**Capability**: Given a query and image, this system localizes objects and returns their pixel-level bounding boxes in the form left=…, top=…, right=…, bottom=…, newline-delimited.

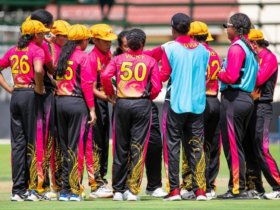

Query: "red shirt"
left=102, top=49, right=162, bottom=100
left=160, top=35, right=199, bottom=82
left=56, top=47, right=94, bottom=107
left=202, top=43, right=221, bottom=96
left=218, top=35, right=253, bottom=84
left=0, top=41, right=45, bottom=88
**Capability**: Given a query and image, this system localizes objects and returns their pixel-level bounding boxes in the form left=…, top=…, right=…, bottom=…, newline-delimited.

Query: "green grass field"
left=0, top=144, right=280, bottom=210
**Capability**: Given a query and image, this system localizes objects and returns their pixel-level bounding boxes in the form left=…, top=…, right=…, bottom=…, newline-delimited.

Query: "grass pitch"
left=0, top=144, right=280, bottom=210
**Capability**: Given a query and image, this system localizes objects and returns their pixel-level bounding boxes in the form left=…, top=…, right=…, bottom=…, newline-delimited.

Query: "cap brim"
left=206, top=37, right=214, bottom=42
left=43, top=28, right=50, bottom=33
left=98, top=34, right=118, bottom=41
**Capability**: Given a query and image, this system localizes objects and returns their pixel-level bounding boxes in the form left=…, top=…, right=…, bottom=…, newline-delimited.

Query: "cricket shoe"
left=181, top=190, right=196, bottom=200
left=113, top=192, right=124, bottom=201
left=26, top=190, right=50, bottom=201
left=10, top=191, right=28, bottom=201
left=247, top=190, right=264, bottom=199
left=69, top=194, right=84, bottom=202
left=195, top=189, right=207, bottom=201
left=263, top=191, right=280, bottom=200
left=180, top=189, right=189, bottom=196
left=163, top=189, right=181, bottom=201
left=217, top=191, right=250, bottom=200
left=145, top=188, right=168, bottom=197
left=89, top=185, right=113, bottom=198
left=123, top=190, right=129, bottom=200
left=47, top=191, right=60, bottom=201
left=59, top=194, right=70, bottom=201
left=82, top=192, right=86, bottom=199
left=126, top=191, right=140, bottom=201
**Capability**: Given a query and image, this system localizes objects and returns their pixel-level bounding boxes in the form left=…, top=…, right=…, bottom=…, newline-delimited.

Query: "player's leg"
left=162, top=99, right=184, bottom=201
left=145, top=102, right=166, bottom=197
left=254, top=103, right=280, bottom=200
left=10, top=90, right=30, bottom=201
left=181, top=113, right=207, bottom=201
left=112, top=98, right=131, bottom=201
left=217, top=91, right=253, bottom=200
left=204, top=97, right=221, bottom=199
left=127, top=99, right=152, bottom=201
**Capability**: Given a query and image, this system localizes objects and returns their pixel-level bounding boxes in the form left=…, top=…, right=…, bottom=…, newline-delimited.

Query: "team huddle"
left=0, top=9, right=280, bottom=202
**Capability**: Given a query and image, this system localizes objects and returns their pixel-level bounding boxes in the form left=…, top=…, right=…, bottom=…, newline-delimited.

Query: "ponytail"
left=256, top=39, right=271, bottom=53
left=17, top=34, right=34, bottom=49
left=56, top=40, right=81, bottom=77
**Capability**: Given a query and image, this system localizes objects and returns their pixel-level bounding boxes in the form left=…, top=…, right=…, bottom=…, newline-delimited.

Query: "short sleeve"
left=33, top=47, right=45, bottom=64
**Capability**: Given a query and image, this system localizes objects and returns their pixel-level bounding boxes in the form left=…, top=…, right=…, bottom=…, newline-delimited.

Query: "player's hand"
left=34, top=85, right=46, bottom=95
left=161, top=41, right=175, bottom=50
left=9, top=87, right=14, bottom=95
left=88, top=108, right=97, bottom=126
left=45, top=32, right=56, bottom=44
left=107, top=95, right=116, bottom=104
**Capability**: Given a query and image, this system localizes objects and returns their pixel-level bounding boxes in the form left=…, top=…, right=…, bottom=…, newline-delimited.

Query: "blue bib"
left=165, top=42, right=210, bottom=114
left=220, top=40, right=259, bottom=92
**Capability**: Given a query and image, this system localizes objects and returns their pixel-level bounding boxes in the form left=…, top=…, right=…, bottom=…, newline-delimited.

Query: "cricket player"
left=85, top=24, right=117, bottom=199
left=161, top=13, right=210, bottom=201
left=55, top=24, right=97, bottom=202
left=101, top=28, right=162, bottom=201
left=244, top=29, right=280, bottom=200
left=217, top=13, right=259, bottom=200
left=0, top=20, right=48, bottom=201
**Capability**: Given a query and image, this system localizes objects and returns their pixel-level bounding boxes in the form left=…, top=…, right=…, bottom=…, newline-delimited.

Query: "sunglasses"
left=223, top=23, right=233, bottom=28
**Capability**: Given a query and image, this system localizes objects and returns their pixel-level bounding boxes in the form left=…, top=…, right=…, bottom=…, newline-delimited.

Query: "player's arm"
left=150, top=61, right=162, bottom=100
left=101, top=58, right=116, bottom=96
left=33, top=60, right=45, bottom=95
left=0, top=52, right=13, bottom=94
left=256, top=55, right=277, bottom=86
left=160, top=50, right=172, bottom=82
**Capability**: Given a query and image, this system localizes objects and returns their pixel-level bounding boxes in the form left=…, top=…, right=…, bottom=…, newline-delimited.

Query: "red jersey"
left=56, top=47, right=94, bottom=107
left=102, top=49, right=162, bottom=100
left=0, top=41, right=45, bottom=89
left=88, top=47, right=111, bottom=94
left=202, top=43, right=221, bottom=96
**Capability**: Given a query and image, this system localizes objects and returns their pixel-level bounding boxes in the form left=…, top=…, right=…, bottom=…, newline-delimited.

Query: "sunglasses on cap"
left=223, top=23, right=233, bottom=28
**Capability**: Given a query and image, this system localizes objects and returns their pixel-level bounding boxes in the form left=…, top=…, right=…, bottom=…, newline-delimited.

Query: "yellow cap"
left=206, top=32, right=214, bottom=42
left=52, top=20, right=71, bottom=35
left=26, top=15, right=31, bottom=21
left=188, top=21, right=209, bottom=36
left=21, top=20, right=50, bottom=35
left=67, top=24, right=92, bottom=41
left=90, top=24, right=117, bottom=41
left=248, top=29, right=264, bottom=41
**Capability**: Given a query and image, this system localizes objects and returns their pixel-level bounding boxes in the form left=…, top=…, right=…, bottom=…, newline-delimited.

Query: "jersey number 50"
left=10, top=55, right=30, bottom=75
left=120, top=62, right=147, bottom=82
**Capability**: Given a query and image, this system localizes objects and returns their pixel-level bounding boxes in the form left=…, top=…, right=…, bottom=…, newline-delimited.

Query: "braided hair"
left=126, top=29, right=146, bottom=51
left=230, top=13, right=259, bottom=61
left=56, top=40, right=81, bottom=77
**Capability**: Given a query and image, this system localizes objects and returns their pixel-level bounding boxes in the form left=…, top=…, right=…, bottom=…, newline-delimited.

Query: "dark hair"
left=127, top=29, right=146, bottom=51
left=17, top=34, right=35, bottom=49
left=194, top=34, right=208, bottom=42
left=113, top=30, right=129, bottom=56
left=56, top=40, right=81, bottom=77
left=256, top=39, right=271, bottom=53
left=89, top=38, right=95, bottom=45
left=174, top=20, right=190, bottom=34
left=31, top=9, right=53, bottom=26
left=230, top=13, right=258, bottom=61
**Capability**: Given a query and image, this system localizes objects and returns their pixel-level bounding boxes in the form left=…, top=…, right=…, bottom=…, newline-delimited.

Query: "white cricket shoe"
left=206, top=192, right=212, bottom=200
left=10, top=191, right=28, bottom=202
left=89, top=185, right=113, bottom=198
left=263, top=191, right=280, bottom=200
left=69, top=194, right=83, bottom=202
left=145, top=188, right=168, bottom=197
left=47, top=191, right=60, bottom=201
left=127, top=191, right=140, bottom=201
left=26, top=190, right=50, bottom=201
left=123, top=190, right=129, bottom=200
left=210, top=189, right=217, bottom=199
left=113, top=192, right=124, bottom=201
left=180, top=189, right=189, bottom=196
left=247, top=190, right=264, bottom=199
left=82, top=192, right=86, bottom=199
left=59, top=194, right=69, bottom=201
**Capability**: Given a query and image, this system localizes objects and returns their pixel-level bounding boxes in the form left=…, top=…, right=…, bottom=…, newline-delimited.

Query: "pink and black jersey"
left=0, top=41, right=45, bottom=89
left=41, top=40, right=55, bottom=90
left=54, top=42, right=61, bottom=67
left=202, top=43, right=221, bottom=96
left=102, top=49, right=162, bottom=100
left=88, top=47, right=112, bottom=94
left=56, top=47, right=94, bottom=107
left=251, top=48, right=278, bottom=102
